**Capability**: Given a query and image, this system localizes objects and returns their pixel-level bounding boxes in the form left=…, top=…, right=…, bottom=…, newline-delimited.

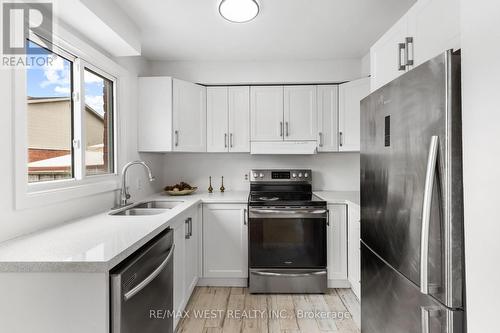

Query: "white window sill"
left=16, top=176, right=120, bottom=210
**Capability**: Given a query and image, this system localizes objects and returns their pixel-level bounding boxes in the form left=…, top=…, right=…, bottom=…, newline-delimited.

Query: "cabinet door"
left=327, top=204, right=348, bottom=281
left=338, top=77, right=370, bottom=152
left=250, top=86, right=284, bottom=141
left=203, top=204, right=248, bottom=278
left=207, top=87, right=229, bottom=152
left=173, top=217, right=186, bottom=318
left=370, top=15, right=408, bottom=91
left=138, top=77, right=173, bottom=152
left=284, top=86, right=317, bottom=141
left=185, top=208, right=199, bottom=297
left=348, top=204, right=361, bottom=300
left=407, top=0, right=460, bottom=67
left=173, top=79, right=207, bottom=152
left=228, top=86, right=250, bottom=152
left=317, top=85, right=339, bottom=152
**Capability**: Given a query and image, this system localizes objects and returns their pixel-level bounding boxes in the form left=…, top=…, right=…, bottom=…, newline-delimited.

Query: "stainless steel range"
left=248, top=169, right=328, bottom=294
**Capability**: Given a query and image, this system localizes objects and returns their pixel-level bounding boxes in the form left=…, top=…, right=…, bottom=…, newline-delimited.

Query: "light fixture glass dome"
left=219, top=0, right=260, bottom=23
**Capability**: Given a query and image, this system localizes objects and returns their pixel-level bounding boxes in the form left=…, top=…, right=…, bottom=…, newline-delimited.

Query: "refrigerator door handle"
left=420, top=136, right=439, bottom=294
left=421, top=306, right=441, bottom=333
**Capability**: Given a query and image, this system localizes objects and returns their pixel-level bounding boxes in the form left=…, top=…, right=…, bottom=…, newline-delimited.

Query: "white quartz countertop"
left=314, top=191, right=360, bottom=206
left=0, top=190, right=358, bottom=273
left=0, top=191, right=248, bottom=273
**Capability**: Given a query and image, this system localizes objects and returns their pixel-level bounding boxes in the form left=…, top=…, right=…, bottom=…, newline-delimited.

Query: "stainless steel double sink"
left=110, top=201, right=184, bottom=216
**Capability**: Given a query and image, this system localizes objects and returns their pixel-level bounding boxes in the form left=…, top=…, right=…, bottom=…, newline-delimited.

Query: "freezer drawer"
left=361, top=242, right=463, bottom=333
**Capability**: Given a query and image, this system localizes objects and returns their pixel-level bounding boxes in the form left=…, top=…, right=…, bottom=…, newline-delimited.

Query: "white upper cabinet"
left=370, top=15, right=409, bottom=92
left=207, top=86, right=250, bottom=152
left=317, top=85, right=339, bottom=152
left=338, top=78, right=370, bottom=152
left=207, top=87, right=229, bottom=152
left=370, top=0, right=460, bottom=91
left=284, top=86, right=318, bottom=141
left=138, top=77, right=173, bottom=152
left=250, top=86, right=284, bottom=141
left=228, top=86, right=250, bottom=152
left=138, top=77, right=206, bottom=152
left=173, top=78, right=207, bottom=152
left=407, top=0, right=460, bottom=67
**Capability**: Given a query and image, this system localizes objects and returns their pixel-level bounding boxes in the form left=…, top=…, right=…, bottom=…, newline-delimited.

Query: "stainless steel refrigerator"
left=360, top=50, right=465, bottom=333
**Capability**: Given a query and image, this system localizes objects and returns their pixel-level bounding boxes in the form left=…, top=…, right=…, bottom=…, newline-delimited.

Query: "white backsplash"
left=162, top=153, right=360, bottom=192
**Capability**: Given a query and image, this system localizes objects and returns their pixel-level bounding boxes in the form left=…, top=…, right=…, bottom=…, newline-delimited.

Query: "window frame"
left=14, top=29, right=123, bottom=210
left=77, top=60, right=118, bottom=180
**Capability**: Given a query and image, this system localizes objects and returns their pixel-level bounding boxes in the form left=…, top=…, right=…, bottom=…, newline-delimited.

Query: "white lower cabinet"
left=172, top=205, right=200, bottom=329
left=202, top=204, right=248, bottom=279
left=327, top=204, right=348, bottom=285
left=347, top=204, right=361, bottom=300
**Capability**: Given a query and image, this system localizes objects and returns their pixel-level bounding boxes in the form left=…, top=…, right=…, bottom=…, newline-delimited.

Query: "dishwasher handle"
left=123, top=244, right=175, bottom=301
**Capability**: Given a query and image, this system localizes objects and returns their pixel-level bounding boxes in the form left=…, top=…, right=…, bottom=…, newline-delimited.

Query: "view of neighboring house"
left=27, top=97, right=108, bottom=182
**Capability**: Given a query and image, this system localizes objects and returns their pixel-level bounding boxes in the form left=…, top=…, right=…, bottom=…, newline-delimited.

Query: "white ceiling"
left=115, top=0, right=416, bottom=61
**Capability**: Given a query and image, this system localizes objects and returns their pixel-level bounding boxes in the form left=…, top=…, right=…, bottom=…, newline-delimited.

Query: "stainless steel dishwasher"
left=110, top=228, right=174, bottom=333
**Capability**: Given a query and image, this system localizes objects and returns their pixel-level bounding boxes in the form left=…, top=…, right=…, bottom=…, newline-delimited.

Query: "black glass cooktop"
left=249, top=192, right=326, bottom=207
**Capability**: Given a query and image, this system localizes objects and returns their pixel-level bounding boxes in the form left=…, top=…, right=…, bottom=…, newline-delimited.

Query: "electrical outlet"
left=244, top=174, right=249, bottom=181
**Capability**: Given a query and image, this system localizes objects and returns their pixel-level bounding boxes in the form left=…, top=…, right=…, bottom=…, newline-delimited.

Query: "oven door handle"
left=252, top=270, right=327, bottom=278
left=249, top=208, right=328, bottom=219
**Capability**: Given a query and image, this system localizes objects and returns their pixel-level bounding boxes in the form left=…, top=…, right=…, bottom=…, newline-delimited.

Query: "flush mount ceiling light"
left=219, top=0, right=260, bottom=23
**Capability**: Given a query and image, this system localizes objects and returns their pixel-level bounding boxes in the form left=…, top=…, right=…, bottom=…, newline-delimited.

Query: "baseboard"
left=197, top=277, right=248, bottom=287
left=328, top=279, right=351, bottom=288
left=197, top=278, right=349, bottom=289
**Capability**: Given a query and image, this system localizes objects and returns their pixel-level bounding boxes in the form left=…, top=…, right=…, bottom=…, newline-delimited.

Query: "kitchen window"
left=26, top=36, right=116, bottom=185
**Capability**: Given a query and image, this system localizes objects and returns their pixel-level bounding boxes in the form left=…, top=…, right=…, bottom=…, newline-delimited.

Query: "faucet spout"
left=119, top=161, right=156, bottom=207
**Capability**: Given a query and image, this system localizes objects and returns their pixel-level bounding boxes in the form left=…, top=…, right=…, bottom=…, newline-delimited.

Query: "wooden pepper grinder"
left=220, top=176, right=225, bottom=193
left=208, top=176, right=213, bottom=193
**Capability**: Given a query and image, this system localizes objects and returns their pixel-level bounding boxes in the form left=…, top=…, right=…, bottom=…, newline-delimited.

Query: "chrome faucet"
left=119, top=161, right=156, bottom=207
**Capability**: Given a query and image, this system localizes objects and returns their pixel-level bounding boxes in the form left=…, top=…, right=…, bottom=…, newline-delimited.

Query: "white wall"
left=162, top=153, right=360, bottom=192
left=149, top=59, right=362, bottom=84
left=0, top=53, right=163, bottom=244
left=460, top=0, right=500, bottom=331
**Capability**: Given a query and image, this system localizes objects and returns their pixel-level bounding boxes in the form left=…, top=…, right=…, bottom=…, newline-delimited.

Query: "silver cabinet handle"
left=285, top=122, right=289, bottom=137
left=188, top=217, right=193, bottom=237
left=339, top=132, right=343, bottom=147
left=224, top=133, right=228, bottom=148
left=405, top=37, right=414, bottom=67
left=280, top=122, right=283, bottom=137
left=252, top=270, right=327, bottom=278
left=420, top=136, right=439, bottom=294
left=124, top=244, right=175, bottom=301
left=398, top=43, right=406, bottom=71
left=318, top=132, right=323, bottom=147
left=421, top=306, right=440, bottom=333
left=230, top=133, right=234, bottom=148
left=174, top=130, right=179, bottom=147
left=243, top=208, right=247, bottom=225
left=185, top=218, right=190, bottom=239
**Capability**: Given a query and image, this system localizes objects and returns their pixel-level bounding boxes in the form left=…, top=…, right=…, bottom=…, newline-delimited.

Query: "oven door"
left=249, top=207, right=327, bottom=268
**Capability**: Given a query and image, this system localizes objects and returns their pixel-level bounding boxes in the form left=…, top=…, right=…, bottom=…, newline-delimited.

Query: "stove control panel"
left=250, top=169, right=312, bottom=182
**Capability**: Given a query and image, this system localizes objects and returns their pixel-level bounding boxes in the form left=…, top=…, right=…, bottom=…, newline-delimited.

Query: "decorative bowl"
left=164, top=187, right=198, bottom=196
